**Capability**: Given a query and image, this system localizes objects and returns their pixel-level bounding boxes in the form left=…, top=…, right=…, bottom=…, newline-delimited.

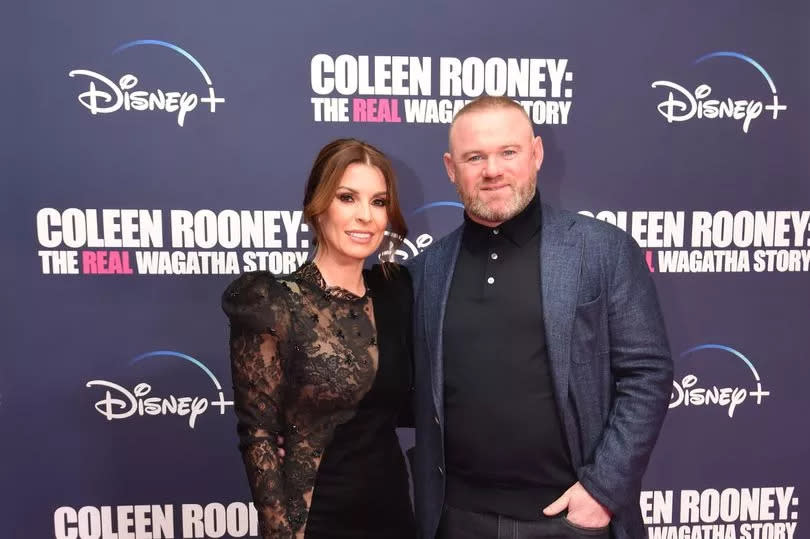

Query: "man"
left=408, top=96, right=672, bottom=539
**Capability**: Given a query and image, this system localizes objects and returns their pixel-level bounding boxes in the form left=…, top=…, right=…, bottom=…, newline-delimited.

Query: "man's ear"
left=443, top=152, right=456, bottom=184
left=532, top=135, right=544, bottom=170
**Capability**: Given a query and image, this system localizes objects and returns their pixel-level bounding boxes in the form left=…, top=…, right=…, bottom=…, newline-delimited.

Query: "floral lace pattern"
left=223, top=263, right=380, bottom=538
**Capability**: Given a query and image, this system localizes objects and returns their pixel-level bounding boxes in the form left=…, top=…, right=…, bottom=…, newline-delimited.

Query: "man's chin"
left=469, top=202, right=519, bottom=224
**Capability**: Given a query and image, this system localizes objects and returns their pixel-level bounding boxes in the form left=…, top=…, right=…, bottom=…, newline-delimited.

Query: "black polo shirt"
left=442, top=192, right=577, bottom=519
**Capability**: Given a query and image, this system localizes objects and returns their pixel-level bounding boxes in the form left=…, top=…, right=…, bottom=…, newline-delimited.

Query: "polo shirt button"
left=492, top=228, right=500, bottom=235
left=434, top=415, right=440, bottom=425
left=486, top=277, right=495, bottom=285
left=437, top=466, right=444, bottom=475
left=490, top=252, right=498, bottom=260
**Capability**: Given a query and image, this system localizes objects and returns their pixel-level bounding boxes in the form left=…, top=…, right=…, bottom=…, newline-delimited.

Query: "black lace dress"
left=222, top=262, right=416, bottom=538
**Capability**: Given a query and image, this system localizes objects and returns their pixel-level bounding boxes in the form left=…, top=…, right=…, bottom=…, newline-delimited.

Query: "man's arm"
left=577, top=231, right=673, bottom=514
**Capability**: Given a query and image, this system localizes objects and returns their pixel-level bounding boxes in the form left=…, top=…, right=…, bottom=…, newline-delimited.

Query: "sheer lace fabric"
left=223, top=262, right=409, bottom=538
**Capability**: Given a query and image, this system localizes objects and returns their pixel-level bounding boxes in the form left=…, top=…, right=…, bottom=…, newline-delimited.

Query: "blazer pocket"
left=571, top=291, right=606, bottom=364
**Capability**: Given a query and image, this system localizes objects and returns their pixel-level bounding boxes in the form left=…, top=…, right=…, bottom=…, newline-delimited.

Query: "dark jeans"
left=437, top=504, right=611, bottom=539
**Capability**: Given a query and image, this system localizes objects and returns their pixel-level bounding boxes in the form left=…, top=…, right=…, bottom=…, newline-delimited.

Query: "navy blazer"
left=407, top=203, right=673, bottom=539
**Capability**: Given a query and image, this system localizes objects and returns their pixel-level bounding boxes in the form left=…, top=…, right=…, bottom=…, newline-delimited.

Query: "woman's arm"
left=224, top=273, right=293, bottom=538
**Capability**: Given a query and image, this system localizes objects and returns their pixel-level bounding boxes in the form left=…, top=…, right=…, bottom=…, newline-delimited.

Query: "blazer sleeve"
left=577, top=232, right=674, bottom=514
left=222, top=272, right=294, bottom=539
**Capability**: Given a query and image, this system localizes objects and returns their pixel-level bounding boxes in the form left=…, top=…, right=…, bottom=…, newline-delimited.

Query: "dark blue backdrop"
left=3, top=2, right=808, bottom=538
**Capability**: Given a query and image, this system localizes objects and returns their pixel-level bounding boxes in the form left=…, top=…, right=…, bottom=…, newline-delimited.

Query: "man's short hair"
left=448, top=96, right=532, bottom=149
left=454, top=95, right=528, bottom=121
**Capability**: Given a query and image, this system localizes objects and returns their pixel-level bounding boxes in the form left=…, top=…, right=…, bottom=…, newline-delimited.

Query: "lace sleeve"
left=223, top=272, right=293, bottom=538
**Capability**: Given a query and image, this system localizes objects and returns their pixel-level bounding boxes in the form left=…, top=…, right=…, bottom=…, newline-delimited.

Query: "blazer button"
left=434, top=415, right=440, bottom=425
left=437, top=466, right=444, bottom=475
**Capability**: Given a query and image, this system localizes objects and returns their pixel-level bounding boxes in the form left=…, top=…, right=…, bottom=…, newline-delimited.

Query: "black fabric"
left=223, top=263, right=416, bottom=538
left=442, top=193, right=577, bottom=520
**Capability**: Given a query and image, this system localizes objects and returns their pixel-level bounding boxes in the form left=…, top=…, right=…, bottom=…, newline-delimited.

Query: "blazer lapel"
left=540, top=205, right=582, bottom=459
left=423, top=226, right=464, bottom=420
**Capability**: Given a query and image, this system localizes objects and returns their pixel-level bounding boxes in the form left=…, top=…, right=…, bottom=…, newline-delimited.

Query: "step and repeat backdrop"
left=3, top=1, right=809, bottom=538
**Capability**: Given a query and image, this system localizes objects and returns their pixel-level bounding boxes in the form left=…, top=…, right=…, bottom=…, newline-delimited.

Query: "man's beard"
left=457, top=178, right=536, bottom=223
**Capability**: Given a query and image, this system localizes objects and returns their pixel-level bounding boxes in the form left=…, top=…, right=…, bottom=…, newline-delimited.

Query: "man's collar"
left=463, top=191, right=541, bottom=247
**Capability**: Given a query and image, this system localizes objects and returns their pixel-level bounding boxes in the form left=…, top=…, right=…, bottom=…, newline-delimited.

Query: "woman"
left=222, top=139, right=416, bottom=538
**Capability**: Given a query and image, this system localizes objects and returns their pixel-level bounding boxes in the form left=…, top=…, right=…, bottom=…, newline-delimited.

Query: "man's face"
left=443, top=107, right=543, bottom=226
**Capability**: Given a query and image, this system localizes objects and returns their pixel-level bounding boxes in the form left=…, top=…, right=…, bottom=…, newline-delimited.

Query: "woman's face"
left=317, top=163, right=389, bottom=264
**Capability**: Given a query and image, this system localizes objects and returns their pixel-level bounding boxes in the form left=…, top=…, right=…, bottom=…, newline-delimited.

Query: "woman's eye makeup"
left=335, top=192, right=388, bottom=206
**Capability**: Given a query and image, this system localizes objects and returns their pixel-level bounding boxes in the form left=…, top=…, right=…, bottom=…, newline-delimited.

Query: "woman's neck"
left=312, top=252, right=366, bottom=296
